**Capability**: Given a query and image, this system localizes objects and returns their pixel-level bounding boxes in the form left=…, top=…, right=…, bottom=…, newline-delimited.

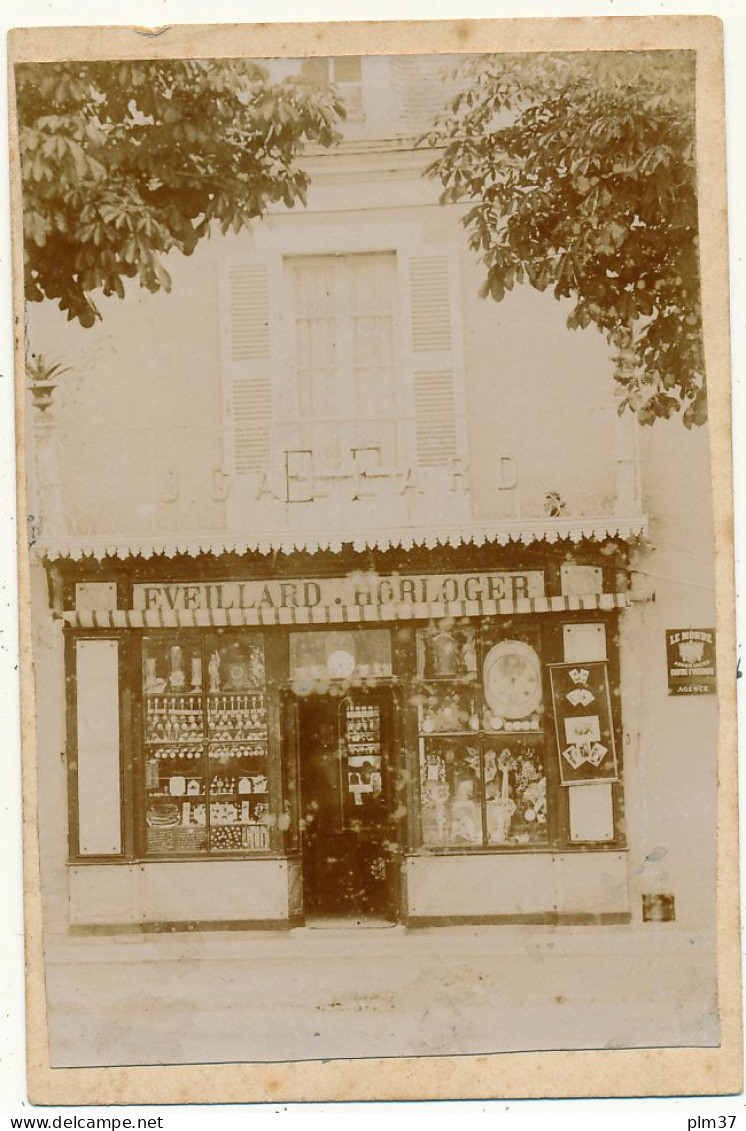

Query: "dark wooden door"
left=297, top=690, right=395, bottom=918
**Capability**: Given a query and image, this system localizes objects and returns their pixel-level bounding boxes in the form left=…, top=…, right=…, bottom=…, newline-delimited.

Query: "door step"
left=303, top=915, right=398, bottom=930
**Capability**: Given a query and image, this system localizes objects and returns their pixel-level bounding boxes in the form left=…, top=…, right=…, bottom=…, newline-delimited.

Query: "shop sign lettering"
left=666, top=629, right=717, bottom=695
left=132, top=571, right=545, bottom=612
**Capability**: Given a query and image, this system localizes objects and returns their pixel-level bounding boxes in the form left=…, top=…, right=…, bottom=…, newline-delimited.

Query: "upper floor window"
left=222, top=241, right=468, bottom=495
left=291, top=253, right=397, bottom=424
left=300, top=56, right=364, bottom=121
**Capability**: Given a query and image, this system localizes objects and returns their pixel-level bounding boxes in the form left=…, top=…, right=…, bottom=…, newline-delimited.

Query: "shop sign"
left=548, top=661, right=619, bottom=786
left=666, top=629, right=717, bottom=695
left=132, top=571, right=545, bottom=613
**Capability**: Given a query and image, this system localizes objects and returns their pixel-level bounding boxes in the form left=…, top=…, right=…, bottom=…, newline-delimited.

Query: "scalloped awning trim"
left=35, top=515, right=648, bottom=562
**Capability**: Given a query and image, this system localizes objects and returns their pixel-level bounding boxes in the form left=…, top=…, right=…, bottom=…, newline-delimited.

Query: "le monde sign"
left=133, top=571, right=545, bottom=613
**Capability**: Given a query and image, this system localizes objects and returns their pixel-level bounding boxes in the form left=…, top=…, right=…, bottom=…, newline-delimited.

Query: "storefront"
left=49, top=536, right=637, bottom=930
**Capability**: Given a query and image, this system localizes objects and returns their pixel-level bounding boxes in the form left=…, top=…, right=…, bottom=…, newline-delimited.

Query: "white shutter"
left=413, top=371, right=457, bottom=466
left=222, top=261, right=273, bottom=476
left=401, top=248, right=467, bottom=470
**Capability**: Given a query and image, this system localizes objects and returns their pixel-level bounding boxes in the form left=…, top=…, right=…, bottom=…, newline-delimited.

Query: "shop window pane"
left=143, top=637, right=208, bottom=855
left=484, top=738, right=547, bottom=846
left=289, top=629, right=392, bottom=684
left=206, top=635, right=266, bottom=692
left=142, top=633, right=270, bottom=855
left=143, top=637, right=204, bottom=696
left=480, top=628, right=544, bottom=734
left=416, top=624, right=477, bottom=680
left=206, top=633, right=270, bottom=853
left=419, top=737, right=483, bottom=847
left=415, top=681, right=480, bottom=735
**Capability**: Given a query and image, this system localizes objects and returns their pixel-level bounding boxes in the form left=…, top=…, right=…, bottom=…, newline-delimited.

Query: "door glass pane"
left=341, top=697, right=386, bottom=829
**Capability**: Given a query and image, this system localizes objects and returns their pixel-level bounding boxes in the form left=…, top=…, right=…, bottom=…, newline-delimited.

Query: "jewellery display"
left=143, top=633, right=271, bottom=855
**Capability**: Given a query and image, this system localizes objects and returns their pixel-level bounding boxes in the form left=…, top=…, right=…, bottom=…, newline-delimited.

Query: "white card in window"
left=568, top=783, right=615, bottom=843
left=75, top=581, right=117, bottom=612
left=563, top=622, right=607, bottom=662
left=75, top=639, right=122, bottom=856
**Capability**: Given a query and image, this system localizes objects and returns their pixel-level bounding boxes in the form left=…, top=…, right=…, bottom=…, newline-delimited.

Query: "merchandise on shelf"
left=142, top=634, right=271, bottom=856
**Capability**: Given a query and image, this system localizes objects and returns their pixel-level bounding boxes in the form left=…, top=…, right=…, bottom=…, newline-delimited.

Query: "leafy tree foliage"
left=17, top=60, right=343, bottom=326
left=422, top=52, right=705, bottom=426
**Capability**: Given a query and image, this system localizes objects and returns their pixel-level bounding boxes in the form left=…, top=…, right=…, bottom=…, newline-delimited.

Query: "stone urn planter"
left=26, top=355, right=71, bottom=413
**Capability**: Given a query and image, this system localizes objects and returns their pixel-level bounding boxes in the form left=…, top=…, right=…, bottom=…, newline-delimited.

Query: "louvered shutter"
left=401, top=248, right=466, bottom=470
left=221, top=261, right=273, bottom=476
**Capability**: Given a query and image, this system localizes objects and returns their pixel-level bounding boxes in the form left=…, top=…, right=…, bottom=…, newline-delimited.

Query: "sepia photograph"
left=7, top=14, right=740, bottom=1103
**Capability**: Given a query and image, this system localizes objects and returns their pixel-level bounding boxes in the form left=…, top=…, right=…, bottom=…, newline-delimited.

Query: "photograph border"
left=8, top=13, right=740, bottom=1104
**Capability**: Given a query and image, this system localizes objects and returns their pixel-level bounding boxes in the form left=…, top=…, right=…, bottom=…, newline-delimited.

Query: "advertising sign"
left=549, top=661, right=619, bottom=786
left=666, top=629, right=717, bottom=695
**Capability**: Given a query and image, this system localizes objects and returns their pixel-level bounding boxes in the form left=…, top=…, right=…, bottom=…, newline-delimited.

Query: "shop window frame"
left=408, top=612, right=626, bottom=856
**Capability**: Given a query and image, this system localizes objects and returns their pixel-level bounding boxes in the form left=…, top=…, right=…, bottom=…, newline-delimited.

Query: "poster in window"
left=666, top=629, right=717, bottom=695
left=549, top=661, right=619, bottom=786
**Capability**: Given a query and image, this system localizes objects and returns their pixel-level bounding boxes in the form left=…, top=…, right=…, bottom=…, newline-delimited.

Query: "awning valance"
left=60, top=592, right=630, bottom=629
left=37, top=515, right=648, bottom=562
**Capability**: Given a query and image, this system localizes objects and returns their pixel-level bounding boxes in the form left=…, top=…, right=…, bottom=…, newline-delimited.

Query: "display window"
left=66, top=599, right=624, bottom=868
left=141, top=632, right=271, bottom=855
left=413, top=618, right=621, bottom=850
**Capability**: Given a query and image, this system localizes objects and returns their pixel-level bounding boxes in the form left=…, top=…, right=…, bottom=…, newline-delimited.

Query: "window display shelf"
left=419, top=729, right=479, bottom=738
left=209, top=792, right=268, bottom=799
left=144, top=691, right=204, bottom=698
left=413, top=676, right=478, bottom=685
left=142, top=631, right=272, bottom=857
left=484, top=727, right=546, bottom=736
left=145, top=739, right=204, bottom=746
left=147, top=791, right=202, bottom=799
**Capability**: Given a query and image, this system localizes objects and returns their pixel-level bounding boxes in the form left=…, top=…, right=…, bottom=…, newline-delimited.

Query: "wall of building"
left=26, top=147, right=623, bottom=542
left=24, top=93, right=720, bottom=939
left=621, top=418, right=718, bottom=931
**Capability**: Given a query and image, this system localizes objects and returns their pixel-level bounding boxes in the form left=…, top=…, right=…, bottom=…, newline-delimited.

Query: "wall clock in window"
left=483, top=640, right=542, bottom=720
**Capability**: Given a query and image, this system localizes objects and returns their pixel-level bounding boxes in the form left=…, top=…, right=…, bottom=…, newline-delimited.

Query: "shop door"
left=297, top=688, right=396, bottom=920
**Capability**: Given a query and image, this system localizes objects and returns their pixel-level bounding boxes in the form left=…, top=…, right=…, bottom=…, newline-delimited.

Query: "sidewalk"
left=43, top=922, right=719, bottom=1068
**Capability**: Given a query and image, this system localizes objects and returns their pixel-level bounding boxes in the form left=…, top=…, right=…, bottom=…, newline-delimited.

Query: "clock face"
left=483, top=641, right=542, bottom=720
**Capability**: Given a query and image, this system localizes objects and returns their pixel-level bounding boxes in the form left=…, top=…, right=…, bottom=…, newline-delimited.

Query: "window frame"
left=409, top=614, right=626, bottom=855
left=287, top=251, right=403, bottom=428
